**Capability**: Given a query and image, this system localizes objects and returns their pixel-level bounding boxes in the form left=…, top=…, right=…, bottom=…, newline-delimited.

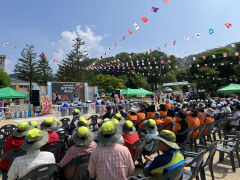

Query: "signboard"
left=163, top=81, right=188, bottom=87
left=52, top=82, right=84, bottom=101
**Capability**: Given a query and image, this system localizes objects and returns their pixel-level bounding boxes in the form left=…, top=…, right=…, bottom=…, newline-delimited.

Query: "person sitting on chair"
left=41, top=117, right=59, bottom=143
left=59, top=126, right=97, bottom=179
left=70, top=109, right=80, bottom=131
left=7, top=128, right=55, bottom=180
left=144, top=130, right=184, bottom=179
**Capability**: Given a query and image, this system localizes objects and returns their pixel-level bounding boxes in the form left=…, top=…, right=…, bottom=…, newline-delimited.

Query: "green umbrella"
left=217, top=83, right=240, bottom=93
left=120, top=88, right=154, bottom=96
left=0, top=87, right=29, bottom=99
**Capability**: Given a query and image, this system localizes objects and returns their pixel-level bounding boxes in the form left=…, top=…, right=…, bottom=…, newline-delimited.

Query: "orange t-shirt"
left=126, top=114, right=137, bottom=121
left=166, top=103, right=173, bottom=111
left=187, top=116, right=200, bottom=138
left=155, top=118, right=163, bottom=125
left=198, top=112, right=205, bottom=125
left=136, top=112, right=146, bottom=128
left=203, top=116, right=214, bottom=135
left=147, top=112, right=155, bottom=119
left=173, top=123, right=181, bottom=134
left=160, top=111, right=167, bottom=119
left=163, top=117, right=174, bottom=130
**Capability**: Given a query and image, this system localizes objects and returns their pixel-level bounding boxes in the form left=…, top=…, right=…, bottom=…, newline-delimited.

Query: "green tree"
left=56, top=38, right=94, bottom=82
left=0, top=70, right=11, bottom=88
left=14, top=44, right=38, bottom=97
left=37, top=53, right=53, bottom=85
left=90, top=74, right=125, bottom=93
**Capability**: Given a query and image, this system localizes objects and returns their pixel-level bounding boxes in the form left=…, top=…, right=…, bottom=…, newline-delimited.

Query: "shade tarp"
left=120, top=88, right=154, bottom=96
left=0, top=87, right=29, bottom=99
left=217, top=83, right=240, bottom=93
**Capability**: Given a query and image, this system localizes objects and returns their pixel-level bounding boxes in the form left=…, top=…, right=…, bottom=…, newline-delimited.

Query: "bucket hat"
left=153, top=130, right=180, bottom=149
left=21, top=128, right=49, bottom=151
left=73, top=109, right=80, bottom=116
left=29, top=121, right=40, bottom=129
left=97, top=121, right=122, bottom=145
left=41, top=117, right=57, bottom=131
left=72, top=126, right=94, bottom=146
left=74, top=116, right=88, bottom=128
left=54, top=118, right=63, bottom=129
left=114, top=113, right=122, bottom=120
left=207, top=108, right=214, bottom=116
left=122, top=120, right=136, bottom=135
left=12, top=122, right=33, bottom=137
left=111, top=118, right=120, bottom=125
left=143, top=119, right=157, bottom=133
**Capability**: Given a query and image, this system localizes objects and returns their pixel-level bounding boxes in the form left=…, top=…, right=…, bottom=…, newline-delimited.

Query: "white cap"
left=233, top=99, right=238, bottom=102
left=220, top=102, right=224, bottom=105
left=190, top=100, right=193, bottom=103
left=227, top=98, right=231, bottom=101
left=217, top=104, right=221, bottom=108
left=205, top=100, right=208, bottom=102
left=183, top=101, right=188, bottom=105
left=211, top=104, right=216, bottom=108
left=197, top=99, right=200, bottom=102
left=224, top=101, right=227, bottom=105
left=201, top=100, right=204, bottom=102
left=229, top=101, right=234, bottom=105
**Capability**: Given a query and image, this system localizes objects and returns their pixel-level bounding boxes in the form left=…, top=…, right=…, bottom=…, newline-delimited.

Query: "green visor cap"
left=78, top=117, right=87, bottom=125
left=26, top=128, right=43, bottom=141
left=73, top=109, right=80, bottom=115
left=160, top=130, right=176, bottom=142
left=101, top=121, right=116, bottom=135
left=115, top=113, right=122, bottom=120
left=103, top=118, right=110, bottom=122
left=125, top=120, right=133, bottom=129
left=77, top=126, right=90, bottom=138
left=148, top=119, right=156, bottom=128
left=44, top=117, right=54, bottom=126
left=17, top=122, right=30, bottom=132
left=111, top=118, right=120, bottom=125
left=30, top=121, right=38, bottom=128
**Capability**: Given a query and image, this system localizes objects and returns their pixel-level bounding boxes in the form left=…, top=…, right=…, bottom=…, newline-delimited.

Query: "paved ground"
left=1, top=112, right=240, bottom=179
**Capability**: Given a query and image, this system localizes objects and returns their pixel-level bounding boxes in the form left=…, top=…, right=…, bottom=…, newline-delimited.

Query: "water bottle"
left=16, top=111, right=20, bottom=118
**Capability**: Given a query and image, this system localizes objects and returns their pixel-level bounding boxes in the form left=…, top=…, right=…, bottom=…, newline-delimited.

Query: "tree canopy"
left=0, top=70, right=11, bottom=88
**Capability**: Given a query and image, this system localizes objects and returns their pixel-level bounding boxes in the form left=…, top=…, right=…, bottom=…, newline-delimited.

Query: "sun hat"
left=12, top=122, right=33, bottom=137
left=114, top=113, right=122, bottom=120
left=54, top=118, right=63, bottom=129
left=74, top=116, right=88, bottom=128
left=41, top=117, right=57, bottom=131
left=143, top=119, right=157, bottom=133
left=72, top=109, right=80, bottom=116
left=122, top=120, right=136, bottom=135
left=229, top=101, right=234, bottom=105
left=153, top=130, right=180, bottom=149
left=166, top=99, right=170, bottom=103
left=29, top=121, right=40, bottom=129
left=21, top=128, right=49, bottom=151
left=111, top=118, right=120, bottom=125
left=72, top=126, right=94, bottom=146
left=207, top=108, right=214, bottom=117
left=97, top=121, right=122, bottom=146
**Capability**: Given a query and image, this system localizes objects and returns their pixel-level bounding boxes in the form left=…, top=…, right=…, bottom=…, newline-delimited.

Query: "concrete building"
left=0, top=55, right=6, bottom=71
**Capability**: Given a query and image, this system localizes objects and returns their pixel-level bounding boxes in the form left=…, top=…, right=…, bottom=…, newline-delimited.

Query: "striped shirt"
left=88, top=143, right=135, bottom=180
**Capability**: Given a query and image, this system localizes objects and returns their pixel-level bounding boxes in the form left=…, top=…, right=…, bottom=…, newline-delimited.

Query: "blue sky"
left=1, top=0, right=240, bottom=73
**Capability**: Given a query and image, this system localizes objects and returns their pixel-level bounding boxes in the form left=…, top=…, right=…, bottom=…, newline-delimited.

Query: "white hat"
left=229, top=101, right=234, bottom=105
left=207, top=108, right=214, bottom=117
left=211, top=104, right=216, bottom=108
left=227, top=98, right=231, bottom=101
left=220, top=102, right=224, bottom=105
left=205, top=100, right=208, bottom=102
left=193, top=100, right=196, bottom=102
left=217, top=104, right=221, bottom=108
left=233, top=99, right=238, bottom=102
left=166, top=99, right=170, bottom=103
left=201, top=100, right=204, bottom=102
left=190, top=100, right=193, bottom=103
left=223, top=101, right=227, bottom=105
left=197, top=99, right=200, bottom=102
left=183, top=101, right=188, bottom=105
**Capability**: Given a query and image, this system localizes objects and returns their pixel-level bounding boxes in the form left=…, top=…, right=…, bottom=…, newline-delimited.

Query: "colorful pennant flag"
left=209, top=29, right=214, bottom=34
left=128, top=29, right=133, bottom=35
left=195, top=33, right=201, bottom=38
left=150, top=7, right=159, bottom=13
left=141, top=16, right=148, bottom=23
left=163, top=0, right=171, bottom=5
left=231, top=43, right=236, bottom=48
left=3, top=42, right=8, bottom=47
left=173, top=40, right=176, bottom=46
left=225, top=23, right=232, bottom=29
left=184, top=37, right=189, bottom=40
left=134, top=23, right=139, bottom=31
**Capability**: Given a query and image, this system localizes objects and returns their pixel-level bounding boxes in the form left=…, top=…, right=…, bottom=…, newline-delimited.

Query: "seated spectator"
left=203, top=108, right=215, bottom=135
left=59, top=126, right=97, bottom=180
left=155, top=112, right=163, bottom=125
left=29, top=120, right=40, bottom=129
left=54, top=118, right=64, bottom=133
left=147, top=105, right=155, bottom=119
left=70, top=109, right=80, bottom=131
left=159, top=104, right=167, bottom=119
left=114, top=113, right=125, bottom=126
left=144, top=130, right=184, bottom=179
left=137, top=108, right=146, bottom=129
left=173, top=110, right=188, bottom=143
left=187, top=109, right=200, bottom=138
left=122, top=120, right=140, bottom=156
left=142, top=119, right=159, bottom=156
left=99, top=101, right=106, bottom=117
left=163, top=109, right=175, bottom=130
left=74, top=116, right=88, bottom=130
left=7, top=128, right=55, bottom=180
left=41, top=117, right=59, bottom=143
left=0, top=122, right=32, bottom=179
left=126, top=108, right=138, bottom=125
left=197, top=108, right=205, bottom=124
left=88, top=121, right=134, bottom=180
left=166, top=99, right=173, bottom=111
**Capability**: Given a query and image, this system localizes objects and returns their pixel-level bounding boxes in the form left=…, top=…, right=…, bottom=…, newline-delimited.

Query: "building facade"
left=0, top=55, right=6, bottom=71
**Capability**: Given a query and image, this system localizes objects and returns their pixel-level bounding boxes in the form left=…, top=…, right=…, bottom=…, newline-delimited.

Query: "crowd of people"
left=0, top=97, right=240, bottom=180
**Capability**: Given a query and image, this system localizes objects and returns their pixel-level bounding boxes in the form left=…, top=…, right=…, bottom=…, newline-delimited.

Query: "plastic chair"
left=19, top=163, right=59, bottom=180
left=182, top=150, right=204, bottom=180
left=87, top=115, right=98, bottom=132
left=60, top=118, right=70, bottom=129
left=63, top=154, right=90, bottom=180
left=191, top=124, right=206, bottom=152
left=148, top=140, right=159, bottom=156
left=0, top=131, right=6, bottom=156
left=202, top=122, right=215, bottom=146
left=0, top=148, right=26, bottom=165
left=41, top=141, right=63, bottom=159
left=184, top=141, right=217, bottom=180
left=177, top=127, right=193, bottom=152
left=0, top=124, right=17, bottom=138
left=216, top=133, right=240, bottom=172
left=128, top=138, right=146, bottom=166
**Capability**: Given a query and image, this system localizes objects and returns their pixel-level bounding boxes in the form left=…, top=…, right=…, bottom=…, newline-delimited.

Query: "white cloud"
left=52, top=26, right=105, bottom=60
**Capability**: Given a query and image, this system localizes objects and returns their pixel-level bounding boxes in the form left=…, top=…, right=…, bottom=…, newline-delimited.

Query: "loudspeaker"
left=30, top=90, right=40, bottom=106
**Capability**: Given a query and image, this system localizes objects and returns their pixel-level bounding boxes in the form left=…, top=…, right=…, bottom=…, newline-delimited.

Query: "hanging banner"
left=163, top=81, right=189, bottom=87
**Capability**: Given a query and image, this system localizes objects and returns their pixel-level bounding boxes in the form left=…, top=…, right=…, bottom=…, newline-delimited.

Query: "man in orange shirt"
left=166, top=99, right=173, bottom=111
left=147, top=105, right=155, bottom=119
left=203, top=108, right=214, bottom=135
left=137, top=108, right=146, bottom=129
left=187, top=109, right=200, bottom=138
left=163, top=109, right=175, bottom=130
left=126, top=108, right=138, bottom=126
